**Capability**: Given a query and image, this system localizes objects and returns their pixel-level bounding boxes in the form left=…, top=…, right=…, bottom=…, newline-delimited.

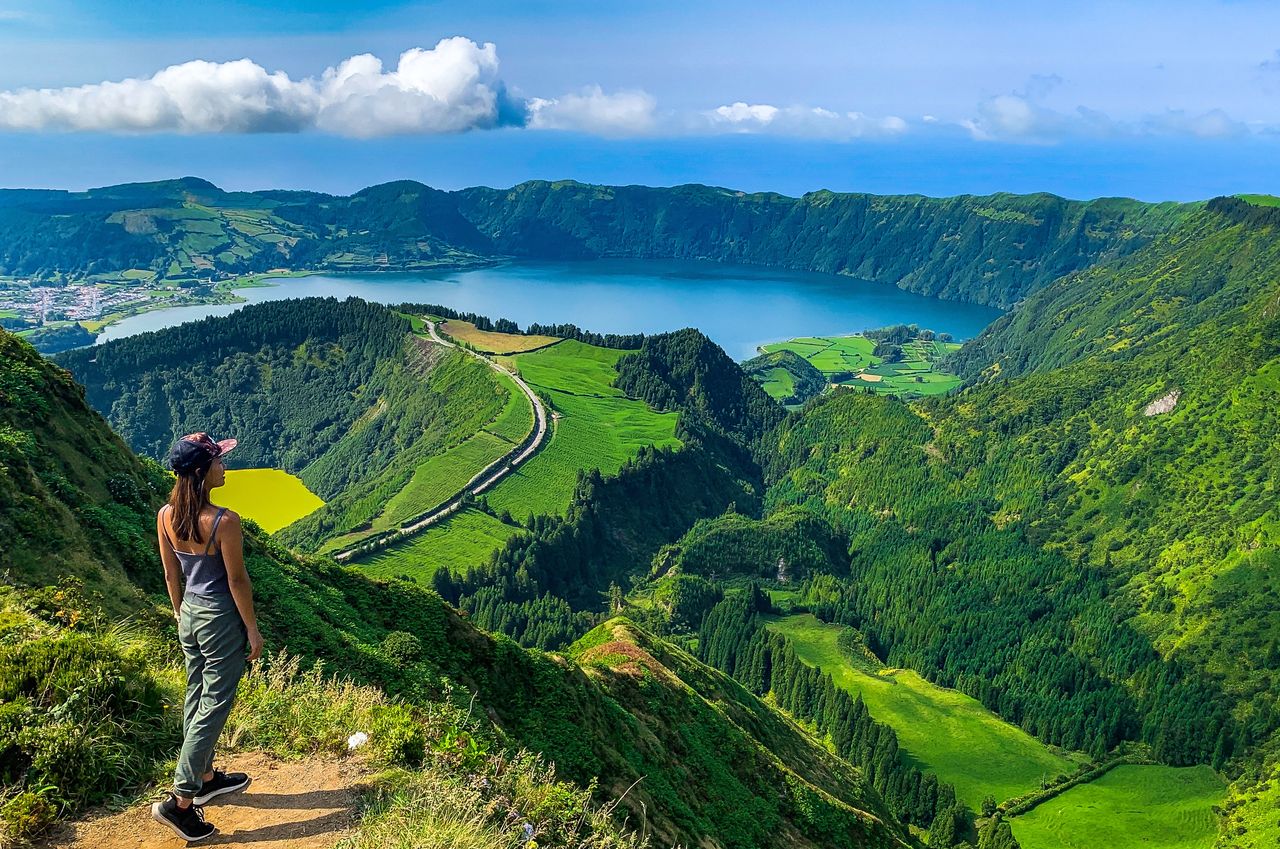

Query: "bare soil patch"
left=41, top=752, right=368, bottom=849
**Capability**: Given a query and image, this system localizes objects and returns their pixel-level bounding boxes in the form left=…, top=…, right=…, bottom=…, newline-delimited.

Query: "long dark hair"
left=168, top=463, right=212, bottom=543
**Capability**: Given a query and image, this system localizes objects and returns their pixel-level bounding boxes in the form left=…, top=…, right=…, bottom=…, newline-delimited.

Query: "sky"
left=0, top=0, right=1278, bottom=200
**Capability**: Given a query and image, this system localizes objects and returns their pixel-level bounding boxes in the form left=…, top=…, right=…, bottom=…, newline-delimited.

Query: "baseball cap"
left=167, top=432, right=237, bottom=474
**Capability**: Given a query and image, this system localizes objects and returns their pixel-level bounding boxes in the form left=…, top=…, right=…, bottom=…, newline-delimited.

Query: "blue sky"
left=0, top=0, right=1278, bottom=199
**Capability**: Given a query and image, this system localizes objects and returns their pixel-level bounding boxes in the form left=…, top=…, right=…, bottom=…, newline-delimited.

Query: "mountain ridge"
left=0, top=176, right=1194, bottom=308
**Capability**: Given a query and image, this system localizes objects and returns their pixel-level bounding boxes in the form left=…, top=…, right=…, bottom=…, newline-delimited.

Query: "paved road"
left=333, top=320, right=549, bottom=562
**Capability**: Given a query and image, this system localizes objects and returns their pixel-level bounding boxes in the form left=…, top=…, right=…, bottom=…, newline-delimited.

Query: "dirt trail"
left=42, top=752, right=367, bottom=849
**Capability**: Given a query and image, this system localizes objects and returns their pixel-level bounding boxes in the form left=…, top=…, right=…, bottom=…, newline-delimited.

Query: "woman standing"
left=150, top=432, right=264, bottom=843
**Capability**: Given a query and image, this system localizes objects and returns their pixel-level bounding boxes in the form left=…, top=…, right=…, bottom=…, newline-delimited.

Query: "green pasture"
left=1011, top=764, right=1225, bottom=849
left=216, top=468, right=324, bottom=533
left=766, top=614, right=1079, bottom=809
left=486, top=369, right=535, bottom=443
left=356, top=508, right=523, bottom=581
left=759, top=333, right=964, bottom=399
left=758, top=367, right=796, bottom=400
left=1237, top=194, right=1280, bottom=208
left=377, top=432, right=509, bottom=529
left=484, top=341, right=681, bottom=522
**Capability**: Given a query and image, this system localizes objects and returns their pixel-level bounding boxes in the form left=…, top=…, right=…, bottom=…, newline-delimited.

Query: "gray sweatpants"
left=174, top=592, right=247, bottom=798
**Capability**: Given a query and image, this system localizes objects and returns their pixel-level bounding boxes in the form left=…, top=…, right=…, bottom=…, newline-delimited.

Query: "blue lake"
left=96, top=259, right=1003, bottom=361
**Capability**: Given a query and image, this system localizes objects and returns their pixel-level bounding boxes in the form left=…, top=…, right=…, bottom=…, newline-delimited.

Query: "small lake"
left=96, top=259, right=1002, bottom=361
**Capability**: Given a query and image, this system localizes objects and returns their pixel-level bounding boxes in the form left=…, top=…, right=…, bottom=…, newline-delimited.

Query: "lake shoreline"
left=87, top=259, right=1005, bottom=361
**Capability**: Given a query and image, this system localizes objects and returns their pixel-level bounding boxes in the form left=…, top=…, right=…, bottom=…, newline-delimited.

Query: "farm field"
left=340, top=326, right=538, bottom=544
left=377, top=432, right=510, bottom=529
left=1011, top=765, right=1225, bottom=849
left=484, top=340, right=681, bottom=522
left=766, top=613, right=1080, bottom=808
left=485, top=369, right=536, bottom=443
left=217, top=468, right=324, bottom=533
left=757, top=366, right=796, bottom=400
left=356, top=508, right=523, bottom=581
left=440, top=318, right=560, bottom=353
left=759, top=333, right=962, bottom=399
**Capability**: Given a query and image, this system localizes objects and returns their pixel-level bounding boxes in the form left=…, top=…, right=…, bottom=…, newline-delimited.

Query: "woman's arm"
left=218, top=511, right=263, bottom=661
left=157, top=509, right=184, bottom=620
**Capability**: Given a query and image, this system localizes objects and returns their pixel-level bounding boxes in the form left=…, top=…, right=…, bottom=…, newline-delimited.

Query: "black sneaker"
left=150, top=794, right=217, bottom=842
left=193, top=769, right=252, bottom=806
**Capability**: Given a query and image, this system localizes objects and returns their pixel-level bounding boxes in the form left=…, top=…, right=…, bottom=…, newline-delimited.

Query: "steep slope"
left=1, top=177, right=1191, bottom=307
left=748, top=198, right=1280, bottom=843
left=3, top=328, right=911, bottom=849
left=456, top=181, right=1191, bottom=307
left=56, top=298, right=509, bottom=549
left=0, top=328, right=167, bottom=611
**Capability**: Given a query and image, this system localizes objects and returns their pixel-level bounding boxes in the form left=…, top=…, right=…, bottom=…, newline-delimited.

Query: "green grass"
left=485, top=370, right=535, bottom=444
left=1011, top=765, right=1225, bottom=849
left=216, top=468, right=324, bottom=533
left=484, top=340, right=681, bottom=523
left=758, top=367, right=796, bottom=400
left=358, top=338, right=678, bottom=576
left=760, top=334, right=962, bottom=399
left=766, top=614, right=1079, bottom=808
left=1236, top=194, right=1280, bottom=208
left=377, top=432, right=509, bottom=529
left=356, top=508, right=523, bottom=581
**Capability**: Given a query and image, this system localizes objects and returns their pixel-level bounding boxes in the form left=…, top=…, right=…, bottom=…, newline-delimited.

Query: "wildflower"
left=347, top=731, right=369, bottom=750
left=523, top=823, right=535, bottom=840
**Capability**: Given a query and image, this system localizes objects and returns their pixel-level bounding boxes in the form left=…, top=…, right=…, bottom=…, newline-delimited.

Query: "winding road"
left=333, top=319, right=549, bottom=563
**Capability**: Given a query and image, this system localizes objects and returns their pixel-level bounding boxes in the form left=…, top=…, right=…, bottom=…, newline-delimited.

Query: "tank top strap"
left=159, top=504, right=178, bottom=549
left=204, top=508, right=228, bottom=555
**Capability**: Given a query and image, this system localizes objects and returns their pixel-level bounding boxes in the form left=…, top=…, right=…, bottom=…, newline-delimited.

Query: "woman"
left=150, top=432, right=264, bottom=843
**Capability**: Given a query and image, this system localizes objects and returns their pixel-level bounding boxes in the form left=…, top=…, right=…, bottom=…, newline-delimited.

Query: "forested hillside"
left=1, top=327, right=914, bottom=849
left=2, top=176, right=1193, bottom=307
left=748, top=199, right=1280, bottom=845
left=56, top=298, right=508, bottom=549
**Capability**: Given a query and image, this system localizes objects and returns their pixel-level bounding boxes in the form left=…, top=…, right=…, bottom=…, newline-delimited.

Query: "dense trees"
left=616, top=328, right=787, bottom=456
left=765, top=389, right=1238, bottom=767
left=697, top=590, right=963, bottom=833
left=741, top=349, right=826, bottom=406
left=0, top=177, right=1191, bottom=309
left=434, top=443, right=758, bottom=649
left=57, top=298, right=507, bottom=549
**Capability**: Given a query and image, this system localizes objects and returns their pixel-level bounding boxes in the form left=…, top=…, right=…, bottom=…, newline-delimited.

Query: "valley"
left=6, top=184, right=1280, bottom=849
left=765, top=613, right=1081, bottom=808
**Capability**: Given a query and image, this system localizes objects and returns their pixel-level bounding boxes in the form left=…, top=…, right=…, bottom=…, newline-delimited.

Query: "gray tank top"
left=163, top=506, right=230, bottom=596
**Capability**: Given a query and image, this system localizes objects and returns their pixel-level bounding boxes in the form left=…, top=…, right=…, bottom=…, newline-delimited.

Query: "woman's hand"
left=246, top=625, right=264, bottom=661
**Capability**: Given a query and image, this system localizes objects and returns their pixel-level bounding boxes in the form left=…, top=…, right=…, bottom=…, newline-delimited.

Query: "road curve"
left=333, top=319, right=550, bottom=563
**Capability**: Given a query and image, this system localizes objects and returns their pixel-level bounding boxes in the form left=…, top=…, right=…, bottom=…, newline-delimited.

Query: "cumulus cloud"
left=704, top=101, right=908, bottom=139
left=0, top=38, right=521, bottom=136
left=525, top=86, right=657, bottom=135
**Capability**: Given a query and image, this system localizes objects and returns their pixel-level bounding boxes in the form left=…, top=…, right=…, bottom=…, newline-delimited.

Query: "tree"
left=981, top=795, right=998, bottom=818
left=929, top=804, right=962, bottom=847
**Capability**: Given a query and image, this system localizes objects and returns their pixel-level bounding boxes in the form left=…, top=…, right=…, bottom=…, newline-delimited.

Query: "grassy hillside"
left=484, top=340, right=681, bottom=523
left=757, top=329, right=962, bottom=400
left=1010, top=765, right=1225, bottom=849
left=766, top=614, right=1080, bottom=808
left=1, top=176, right=1194, bottom=308
left=56, top=298, right=514, bottom=551
left=1, top=326, right=912, bottom=848
left=741, top=348, right=827, bottom=407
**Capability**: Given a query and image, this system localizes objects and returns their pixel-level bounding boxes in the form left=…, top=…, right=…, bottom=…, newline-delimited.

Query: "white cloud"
left=704, top=102, right=908, bottom=139
left=526, top=86, right=657, bottom=135
left=962, top=91, right=1247, bottom=142
left=0, top=38, right=523, bottom=137
left=711, top=102, right=781, bottom=125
